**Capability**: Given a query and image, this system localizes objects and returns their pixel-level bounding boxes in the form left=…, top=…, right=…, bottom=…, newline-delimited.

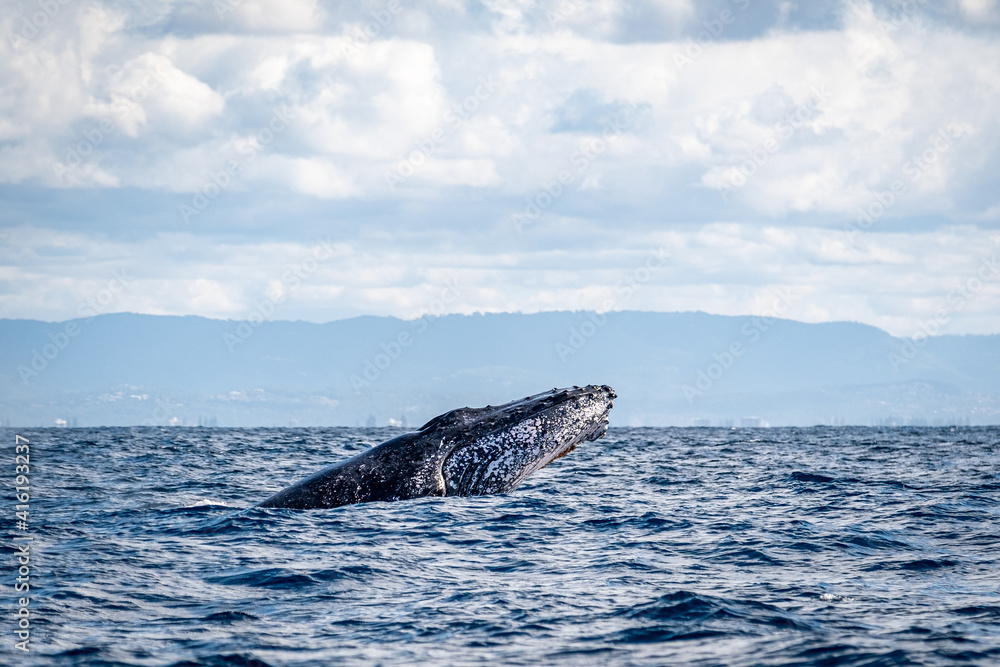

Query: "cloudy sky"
left=1, top=0, right=998, bottom=337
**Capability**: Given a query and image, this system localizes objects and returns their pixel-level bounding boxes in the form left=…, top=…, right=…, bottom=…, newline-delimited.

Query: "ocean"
left=4, top=426, right=999, bottom=666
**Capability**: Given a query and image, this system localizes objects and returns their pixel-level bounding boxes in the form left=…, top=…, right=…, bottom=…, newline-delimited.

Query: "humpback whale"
left=257, top=384, right=615, bottom=509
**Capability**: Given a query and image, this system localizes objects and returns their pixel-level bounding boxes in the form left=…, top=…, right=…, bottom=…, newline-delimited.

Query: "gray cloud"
left=0, top=0, right=998, bottom=336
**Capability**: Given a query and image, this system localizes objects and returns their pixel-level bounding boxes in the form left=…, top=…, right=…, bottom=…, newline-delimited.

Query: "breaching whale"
left=257, top=384, right=615, bottom=509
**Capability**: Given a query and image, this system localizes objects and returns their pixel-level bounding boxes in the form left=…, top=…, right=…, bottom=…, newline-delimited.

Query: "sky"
left=1, top=0, right=999, bottom=338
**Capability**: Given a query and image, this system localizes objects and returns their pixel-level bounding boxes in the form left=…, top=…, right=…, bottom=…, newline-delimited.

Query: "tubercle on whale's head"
left=426, top=384, right=615, bottom=497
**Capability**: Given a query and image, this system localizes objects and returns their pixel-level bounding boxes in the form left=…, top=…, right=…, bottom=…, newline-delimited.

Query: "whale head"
left=424, top=384, right=616, bottom=497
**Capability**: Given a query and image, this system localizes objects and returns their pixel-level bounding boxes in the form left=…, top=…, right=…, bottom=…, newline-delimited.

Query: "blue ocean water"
left=4, top=426, right=999, bottom=666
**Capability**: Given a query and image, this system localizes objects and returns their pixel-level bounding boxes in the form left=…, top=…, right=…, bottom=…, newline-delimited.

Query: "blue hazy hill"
left=1, top=311, right=997, bottom=426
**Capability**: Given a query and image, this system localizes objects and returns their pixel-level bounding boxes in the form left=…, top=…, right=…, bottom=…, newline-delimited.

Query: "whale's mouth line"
left=534, top=396, right=612, bottom=472
left=546, top=413, right=610, bottom=464
left=546, top=435, right=585, bottom=467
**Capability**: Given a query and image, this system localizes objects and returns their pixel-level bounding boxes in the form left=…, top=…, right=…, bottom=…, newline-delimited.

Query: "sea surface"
left=3, top=426, right=999, bottom=666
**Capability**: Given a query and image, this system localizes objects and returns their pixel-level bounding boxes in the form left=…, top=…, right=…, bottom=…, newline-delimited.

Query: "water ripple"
left=7, top=425, right=999, bottom=666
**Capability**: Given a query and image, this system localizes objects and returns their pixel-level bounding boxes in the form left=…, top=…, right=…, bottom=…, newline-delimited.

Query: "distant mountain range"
left=2, top=311, right=998, bottom=427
